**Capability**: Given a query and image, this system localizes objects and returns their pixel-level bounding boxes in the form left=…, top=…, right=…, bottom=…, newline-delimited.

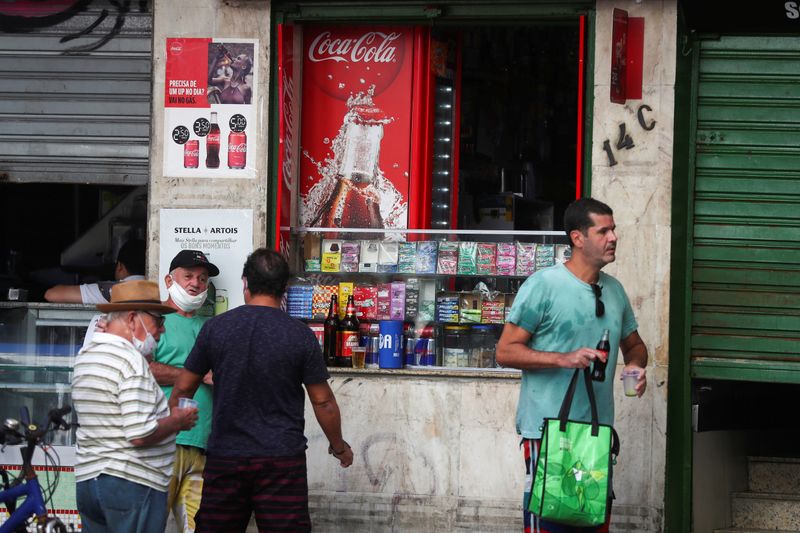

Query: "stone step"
left=748, top=456, right=800, bottom=494
left=716, top=529, right=800, bottom=533
left=731, top=491, right=800, bottom=531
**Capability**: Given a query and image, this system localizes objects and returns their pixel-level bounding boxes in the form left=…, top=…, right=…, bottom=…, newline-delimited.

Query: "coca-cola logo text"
left=228, top=143, right=247, bottom=153
left=184, top=148, right=199, bottom=157
left=308, top=31, right=400, bottom=64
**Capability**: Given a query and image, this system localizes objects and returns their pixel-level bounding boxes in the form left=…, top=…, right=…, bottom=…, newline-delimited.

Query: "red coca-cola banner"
left=299, top=26, right=413, bottom=230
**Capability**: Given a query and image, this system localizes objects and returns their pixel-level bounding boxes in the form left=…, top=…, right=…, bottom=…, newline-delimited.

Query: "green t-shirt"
left=154, top=313, right=212, bottom=449
left=507, top=263, right=638, bottom=439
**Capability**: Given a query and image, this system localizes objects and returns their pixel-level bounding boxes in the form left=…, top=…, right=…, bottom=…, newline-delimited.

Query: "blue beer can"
left=378, top=320, right=404, bottom=369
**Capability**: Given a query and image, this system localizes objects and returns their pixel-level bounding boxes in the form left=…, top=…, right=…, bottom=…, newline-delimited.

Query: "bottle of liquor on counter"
left=591, top=329, right=611, bottom=381
left=336, top=295, right=360, bottom=367
left=206, top=111, right=220, bottom=168
left=323, top=295, right=339, bottom=366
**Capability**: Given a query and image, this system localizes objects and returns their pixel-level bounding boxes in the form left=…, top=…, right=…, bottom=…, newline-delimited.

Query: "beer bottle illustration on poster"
left=163, top=38, right=257, bottom=178
left=299, top=27, right=414, bottom=231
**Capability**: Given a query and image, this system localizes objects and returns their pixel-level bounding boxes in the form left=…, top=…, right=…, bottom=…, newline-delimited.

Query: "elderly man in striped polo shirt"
left=72, top=280, right=199, bottom=533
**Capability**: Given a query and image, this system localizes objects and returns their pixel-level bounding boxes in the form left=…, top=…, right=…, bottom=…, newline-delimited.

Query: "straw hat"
left=96, top=280, right=176, bottom=314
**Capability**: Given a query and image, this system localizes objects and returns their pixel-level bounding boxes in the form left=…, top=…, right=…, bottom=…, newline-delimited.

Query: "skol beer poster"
left=163, top=38, right=258, bottom=178
left=159, top=208, right=253, bottom=311
left=298, top=26, right=413, bottom=231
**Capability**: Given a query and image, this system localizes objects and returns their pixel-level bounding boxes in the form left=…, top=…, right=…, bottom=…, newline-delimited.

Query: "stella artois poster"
left=298, top=26, right=413, bottom=231
left=163, top=37, right=258, bottom=179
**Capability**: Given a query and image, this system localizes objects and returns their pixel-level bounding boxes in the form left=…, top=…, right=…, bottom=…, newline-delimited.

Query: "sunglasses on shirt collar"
left=591, top=283, right=605, bottom=317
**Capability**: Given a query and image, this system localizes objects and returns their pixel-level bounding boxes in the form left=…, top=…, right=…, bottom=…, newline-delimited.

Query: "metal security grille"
left=0, top=1, right=152, bottom=185
left=691, top=36, right=800, bottom=383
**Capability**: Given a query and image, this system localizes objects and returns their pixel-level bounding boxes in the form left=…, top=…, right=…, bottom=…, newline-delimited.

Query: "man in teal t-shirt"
left=149, top=250, right=219, bottom=533
left=497, top=198, right=649, bottom=532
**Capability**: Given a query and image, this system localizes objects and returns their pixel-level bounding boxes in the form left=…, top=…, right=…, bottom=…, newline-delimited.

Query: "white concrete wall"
left=148, top=0, right=272, bottom=277
left=591, top=0, right=676, bottom=529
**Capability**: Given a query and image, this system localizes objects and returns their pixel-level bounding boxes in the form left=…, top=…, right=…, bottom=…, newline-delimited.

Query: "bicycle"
left=0, top=406, right=74, bottom=533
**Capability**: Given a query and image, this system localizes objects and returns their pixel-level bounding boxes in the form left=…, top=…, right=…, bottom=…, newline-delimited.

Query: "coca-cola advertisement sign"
left=299, top=26, right=412, bottom=231
left=162, top=37, right=258, bottom=179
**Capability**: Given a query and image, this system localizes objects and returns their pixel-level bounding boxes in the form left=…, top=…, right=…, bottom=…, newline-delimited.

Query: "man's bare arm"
left=168, top=369, right=204, bottom=410
left=149, top=361, right=182, bottom=386
left=620, top=330, right=648, bottom=397
left=44, top=285, right=82, bottom=303
left=306, top=381, right=352, bottom=468
left=495, top=322, right=603, bottom=370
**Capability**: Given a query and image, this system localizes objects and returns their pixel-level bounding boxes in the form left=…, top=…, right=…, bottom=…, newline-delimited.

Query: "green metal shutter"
left=691, top=36, right=800, bottom=383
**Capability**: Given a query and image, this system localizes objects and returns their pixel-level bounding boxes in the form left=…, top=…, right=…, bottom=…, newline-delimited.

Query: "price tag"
left=171, top=125, right=190, bottom=145
left=193, top=118, right=211, bottom=137
left=229, top=114, right=247, bottom=133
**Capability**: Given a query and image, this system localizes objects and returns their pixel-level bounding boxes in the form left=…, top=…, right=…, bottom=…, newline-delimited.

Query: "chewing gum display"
left=340, top=241, right=361, bottom=273
left=437, top=242, right=459, bottom=275
left=390, top=282, right=406, bottom=320
left=496, top=242, right=516, bottom=276
left=286, top=284, right=313, bottom=319
left=353, top=284, right=377, bottom=321
left=515, top=242, right=537, bottom=277
left=476, top=243, right=497, bottom=275
left=359, top=240, right=379, bottom=272
left=377, top=242, right=399, bottom=273
left=536, top=244, right=555, bottom=269
left=418, top=280, right=437, bottom=322
left=405, top=278, right=419, bottom=320
left=481, top=294, right=505, bottom=324
left=376, top=283, right=392, bottom=320
left=459, top=292, right=482, bottom=323
left=415, top=241, right=438, bottom=274
left=436, top=293, right=460, bottom=323
left=398, top=242, right=416, bottom=274
left=555, top=244, right=572, bottom=265
left=337, top=282, right=354, bottom=320
left=303, top=233, right=322, bottom=272
left=457, top=242, right=478, bottom=275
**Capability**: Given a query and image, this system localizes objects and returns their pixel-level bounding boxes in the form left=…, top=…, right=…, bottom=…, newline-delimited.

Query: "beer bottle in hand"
left=591, top=329, right=611, bottom=381
left=336, top=295, right=360, bottom=367
left=323, top=295, right=339, bottom=366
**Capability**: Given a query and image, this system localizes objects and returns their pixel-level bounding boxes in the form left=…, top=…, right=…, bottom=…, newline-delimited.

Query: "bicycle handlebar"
left=0, top=405, right=74, bottom=447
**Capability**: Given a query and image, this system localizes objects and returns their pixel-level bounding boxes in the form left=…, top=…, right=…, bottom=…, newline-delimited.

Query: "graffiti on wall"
left=0, top=0, right=149, bottom=53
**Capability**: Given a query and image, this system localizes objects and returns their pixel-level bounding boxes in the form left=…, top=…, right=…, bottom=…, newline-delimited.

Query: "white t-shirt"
left=81, top=275, right=146, bottom=349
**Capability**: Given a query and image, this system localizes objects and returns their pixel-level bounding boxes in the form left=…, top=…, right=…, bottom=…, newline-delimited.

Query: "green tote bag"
left=528, top=368, right=620, bottom=526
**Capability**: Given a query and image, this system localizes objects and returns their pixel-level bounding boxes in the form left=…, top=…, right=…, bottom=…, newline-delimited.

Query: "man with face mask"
left=72, top=280, right=199, bottom=533
left=149, top=249, right=219, bottom=533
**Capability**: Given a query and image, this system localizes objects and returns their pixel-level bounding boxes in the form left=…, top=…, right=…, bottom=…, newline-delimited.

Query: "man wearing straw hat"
left=72, top=280, right=199, bottom=533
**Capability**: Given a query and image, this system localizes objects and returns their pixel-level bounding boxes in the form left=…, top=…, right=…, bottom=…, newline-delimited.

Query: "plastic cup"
left=621, top=369, right=640, bottom=397
left=351, top=347, right=367, bottom=369
left=178, top=397, right=199, bottom=409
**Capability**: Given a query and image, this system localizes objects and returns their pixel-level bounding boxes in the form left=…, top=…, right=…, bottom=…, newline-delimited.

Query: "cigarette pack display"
left=376, top=283, right=392, bottom=320
left=398, top=242, right=417, bottom=273
left=555, top=244, right=572, bottom=265
left=390, top=281, right=406, bottom=320
left=312, top=284, right=338, bottom=319
left=496, top=242, right=516, bottom=276
left=458, top=242, right=478, bottom=275
left=515, top=242, right=537, bottom=276
left=377, top=242, right=399, bottom=273
left=536, top=244, right=555, bottom=269
left=476, top=242, right=497, bottom=275
left=321, top=240, right=343, bottom=272
left=436, top=293, right=460, bottom=323
left=418, top=280, right=437, bottom=322
left=337, top=282, right=354, bottom=320
left=353, top=284, right=378, bottom=321
left=415, top=241, right=438, bottom=274
left=286, top=284, right=313, bottom=319
left=303, top=233, right=322, bottom=272
left=359, top=240, right=380, bottom=272
left=405, top=278, right=419, bottom=320
left=459, top=292, right=482, bottom=323
left=437, top=241, right=459, bottom=275
left=340, top=241, right=361, bottom=272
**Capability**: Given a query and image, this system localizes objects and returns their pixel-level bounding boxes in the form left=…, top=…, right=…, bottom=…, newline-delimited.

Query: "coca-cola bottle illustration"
left=313, top=87, right=385, bottom=229
left=206, top=112, right=220, bottom=169
left=228, top=130, right=247, bottom=169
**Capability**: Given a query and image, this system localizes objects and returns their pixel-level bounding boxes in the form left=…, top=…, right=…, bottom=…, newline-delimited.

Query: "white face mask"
left=168, top=277, right=207, bottom=312
left=132, top=314, right=157, bottom=356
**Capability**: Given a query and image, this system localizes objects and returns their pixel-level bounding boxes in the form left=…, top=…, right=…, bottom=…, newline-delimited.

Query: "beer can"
left=183, top=140, right=199, bottom=168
